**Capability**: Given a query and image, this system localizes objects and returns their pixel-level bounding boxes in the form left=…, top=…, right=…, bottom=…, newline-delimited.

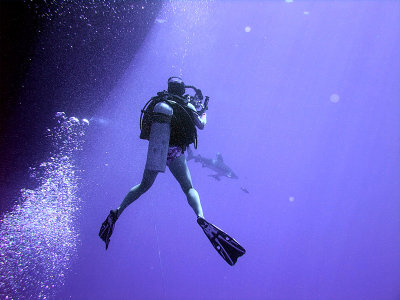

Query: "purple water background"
left=6, top=1, right=399, bottom=299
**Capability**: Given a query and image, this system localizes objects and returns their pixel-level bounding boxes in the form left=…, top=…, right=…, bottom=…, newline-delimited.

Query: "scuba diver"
left=99, top=77, right=245, bottom=266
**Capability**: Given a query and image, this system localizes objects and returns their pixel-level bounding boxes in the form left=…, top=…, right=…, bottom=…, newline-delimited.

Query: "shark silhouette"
left=187, top=147, right=238, bottom=181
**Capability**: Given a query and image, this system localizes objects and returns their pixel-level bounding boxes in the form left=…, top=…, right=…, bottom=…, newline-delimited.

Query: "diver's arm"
left=196, top=112, right=207, bottom=130
left=188, top=103, right=207, bottom=130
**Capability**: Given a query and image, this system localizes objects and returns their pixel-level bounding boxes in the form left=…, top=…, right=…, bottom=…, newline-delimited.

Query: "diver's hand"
left=193, top=101, right=203, bottom=111
left=188, top=96, right=203, bottom=111
left=197, top=96, right=209, bottom=115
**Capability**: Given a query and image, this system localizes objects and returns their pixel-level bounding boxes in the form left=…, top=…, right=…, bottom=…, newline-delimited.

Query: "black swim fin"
left=197, top=217, right=246, bottom=266
left=99, top=210, right=118, bottom=250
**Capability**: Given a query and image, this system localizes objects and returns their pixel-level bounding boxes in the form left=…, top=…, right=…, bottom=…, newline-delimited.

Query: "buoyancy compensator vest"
left=140, top=91, right=198, bottom=151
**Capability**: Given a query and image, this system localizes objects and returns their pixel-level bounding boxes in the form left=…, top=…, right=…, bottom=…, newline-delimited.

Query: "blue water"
left=1, top=1, right=399, bottom=299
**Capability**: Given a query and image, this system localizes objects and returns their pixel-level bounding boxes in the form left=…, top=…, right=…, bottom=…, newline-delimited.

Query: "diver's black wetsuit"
left=117, top=91, right=207, bottom=218
left=99, top=78, right=245, bottom=266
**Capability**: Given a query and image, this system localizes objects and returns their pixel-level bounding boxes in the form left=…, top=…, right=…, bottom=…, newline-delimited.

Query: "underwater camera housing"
left=185, top=85, right=209, bottom=115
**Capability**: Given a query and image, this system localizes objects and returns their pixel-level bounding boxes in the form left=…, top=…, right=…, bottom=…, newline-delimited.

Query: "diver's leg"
left=168, top=154, right=204, bottom=218
left=99, top=169, right=158, bottom=249
left=117, top=169, right=158, bottom=217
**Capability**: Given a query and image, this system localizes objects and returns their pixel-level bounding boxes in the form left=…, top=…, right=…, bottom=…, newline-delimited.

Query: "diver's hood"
left=168, top=77, right=185, bottom=96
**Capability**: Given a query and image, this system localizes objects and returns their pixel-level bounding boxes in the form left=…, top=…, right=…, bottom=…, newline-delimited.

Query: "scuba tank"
left=144, top=101, right=173, bottom=172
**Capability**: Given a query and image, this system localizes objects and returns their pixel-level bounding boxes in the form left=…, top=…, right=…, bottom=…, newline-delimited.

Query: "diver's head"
left=168, top=76, right=185, bottom=96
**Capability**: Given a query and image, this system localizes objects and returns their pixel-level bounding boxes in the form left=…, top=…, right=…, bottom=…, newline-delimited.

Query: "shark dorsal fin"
left=216, top=153, right=223, bottom=163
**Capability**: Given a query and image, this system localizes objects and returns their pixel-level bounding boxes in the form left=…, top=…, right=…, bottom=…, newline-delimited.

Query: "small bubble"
left=244, top=26, right=251, bottom=33
left=289, top=196, right=295, bottom=202
left=330, top=94, right=340, bottom=103
left=155, top=18, right=166, bottom=24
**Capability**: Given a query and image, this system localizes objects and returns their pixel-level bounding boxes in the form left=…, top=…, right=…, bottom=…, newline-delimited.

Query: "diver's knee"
left=128, top=181, right=152, bottom=196
left=184, top=187, right=196, bottom=196
left=182, top=186, right=190, bottom=194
